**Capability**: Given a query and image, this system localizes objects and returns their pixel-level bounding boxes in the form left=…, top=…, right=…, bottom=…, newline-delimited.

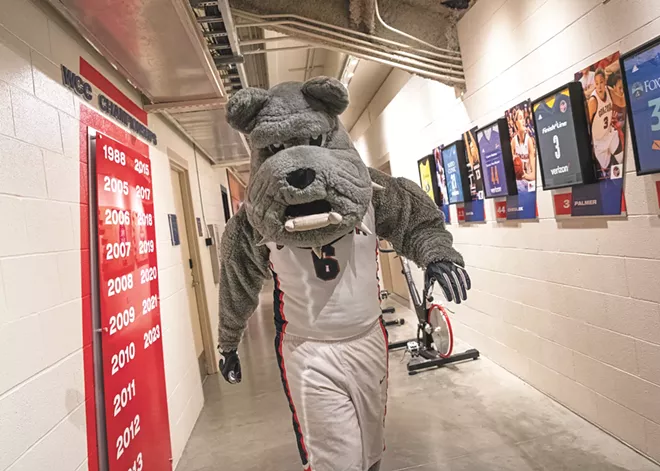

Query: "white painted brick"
left=44, top=150, right=80, bottom=203
left=39, top=299, right=82, bottom=364
left=599, top=217, right=660, bottom=260
left=24, top=198, right=75, bottom=253
left=626, top=258, right=660, bottom=304
left=646, top=419, right=660, bottom=463
left=0, top=195, right=28, bottom=257
left=31, top=51, right=75, bottom=116
left=584, top=326, right=638, bottom=375
left=0, top=315, right=45, bottom=395
left=0, top=135, right=46, bottom=198
left=11, top=87, right=62, bottom=153
left=546, top=252, right=628, bottom=296
left=56, top=250, right=82, bottom=304
left=0, top=26, right=33, bottom=93
left=0, top=0, right=51, bottom=58
left=574, top=352, right=660, bottom=424
left=637, top=340, right=660, bottom=387
left=594, top=394, right=647, bottom=452
left=537, top=336, right=575, bottom=379
left=6, top=403, right=87, bottom=471
left=1, top=254, right=61, bottom=319
left=0, top=351, right=84, bottom=470
left=59, top=111, right=79, bottom=160
left=0, top=79, right=14, bottom=136
left=624, top=173, right=659, bottom=216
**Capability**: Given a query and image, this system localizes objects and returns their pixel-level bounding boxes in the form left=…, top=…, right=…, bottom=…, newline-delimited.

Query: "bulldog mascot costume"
left=217, top=76, right=470, bottom=471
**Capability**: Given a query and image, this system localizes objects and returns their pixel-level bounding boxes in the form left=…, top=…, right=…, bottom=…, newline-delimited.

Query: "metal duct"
left=229, top=0, right=476, bottom=88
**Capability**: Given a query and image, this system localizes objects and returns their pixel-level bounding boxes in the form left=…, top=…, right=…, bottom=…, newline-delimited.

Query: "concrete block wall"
left=0, top=0, right=231, bottom=469
left=351, top=0, right=660, bottom=462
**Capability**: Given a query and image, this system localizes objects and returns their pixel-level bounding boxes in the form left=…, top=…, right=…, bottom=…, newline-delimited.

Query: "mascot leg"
left=368, top=461, right=382, bottom=471
left=275, top=323, right=388, bottom=471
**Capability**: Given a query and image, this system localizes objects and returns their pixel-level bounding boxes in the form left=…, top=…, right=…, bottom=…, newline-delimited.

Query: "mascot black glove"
left=425, top=261, right=471, bottom=304
left=219, top=349, right=242, bottom=384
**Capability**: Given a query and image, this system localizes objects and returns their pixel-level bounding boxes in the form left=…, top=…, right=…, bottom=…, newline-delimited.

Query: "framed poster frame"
left=621, top=36, right=660, bottom=176
left=417, top=154, right=442, bottom=207
left=442, top=139, right=472, bottom=205
left=476, top=118, right=518, bottom=199
left=531, top=81, right=597, bottom=190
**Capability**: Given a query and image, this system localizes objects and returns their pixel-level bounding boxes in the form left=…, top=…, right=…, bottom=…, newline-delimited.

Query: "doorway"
left=169, top=158, right=217, bottom=379
left=378, top=161, right=409, bottom=302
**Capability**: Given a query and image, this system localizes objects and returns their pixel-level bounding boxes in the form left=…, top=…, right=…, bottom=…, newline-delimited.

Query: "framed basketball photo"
left=574, top=52, right=628, bottom=180
left=622, top=36, right=660, bottom=175
left=462, top=127, right=485, bottom=200
left=476, top=118, right=518, bottom=198
left=442, top=140, right=471, bottom=204
left=417, top=154, right=442, bottom=207
left=504, top=99, right=537, bottom=194
left=532, top=81, right=596, bottom=189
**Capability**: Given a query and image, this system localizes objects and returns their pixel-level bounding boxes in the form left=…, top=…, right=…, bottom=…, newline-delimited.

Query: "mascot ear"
left=302, top=76, right=349, bottom=116
left=226, top=87, right=269, bottom=134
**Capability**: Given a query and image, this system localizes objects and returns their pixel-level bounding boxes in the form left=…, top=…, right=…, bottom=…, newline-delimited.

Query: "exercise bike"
left=386, top=254, right=480, bottom=375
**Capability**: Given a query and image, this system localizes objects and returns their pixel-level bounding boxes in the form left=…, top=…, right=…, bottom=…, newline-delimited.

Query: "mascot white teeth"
left=217, top=76, right=471, bottom=471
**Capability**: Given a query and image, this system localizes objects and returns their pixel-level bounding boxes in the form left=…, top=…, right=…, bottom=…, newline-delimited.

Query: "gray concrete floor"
left=177, top=293, right=660, bottom=471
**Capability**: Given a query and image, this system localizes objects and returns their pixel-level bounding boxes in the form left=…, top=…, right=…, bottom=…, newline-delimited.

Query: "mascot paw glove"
left=425, top=261, right=471, bottom=304
left=219, top=349, right=242, bottom=384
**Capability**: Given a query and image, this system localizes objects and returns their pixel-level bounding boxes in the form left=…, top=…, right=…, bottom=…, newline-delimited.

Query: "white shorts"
left=593, top=129, right=621, bottom=169
left=275, top=321, right=389, bottom=471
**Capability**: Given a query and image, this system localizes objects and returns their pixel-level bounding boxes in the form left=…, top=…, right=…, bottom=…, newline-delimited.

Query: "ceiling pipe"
left=232, top=12, right=464, bottom=73
left=243, top=44, right=315, bottom=55
left=374, top=0, right=459, bottom=56
left=234, top=16, right=464, bottom=80
left=231, top=9, right=461, bottom=60
left=216, top=0, right=250, bottom=87
left=240, top=36, right=293, bottom=46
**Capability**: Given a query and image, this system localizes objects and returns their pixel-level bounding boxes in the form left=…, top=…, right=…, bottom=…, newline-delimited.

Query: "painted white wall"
left=0, top=0, right=231, bottom=469
left=352, top=0, right=660, bottom=462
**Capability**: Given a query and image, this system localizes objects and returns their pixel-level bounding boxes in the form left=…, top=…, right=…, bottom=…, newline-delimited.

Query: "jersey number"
left=649, top=97, right=660, bottom=131
left=603, top=115, right=609, bottom=130
left=312, top=246, right=340, bottom=281
left=553, top=134, right=561, bottom=159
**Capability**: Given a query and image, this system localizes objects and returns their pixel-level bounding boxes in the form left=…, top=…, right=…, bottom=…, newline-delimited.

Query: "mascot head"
left=226, top=77, right=374, bottom=248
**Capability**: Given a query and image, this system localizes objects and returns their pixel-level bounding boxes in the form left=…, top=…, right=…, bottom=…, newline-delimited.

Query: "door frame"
left=168, top=151, right=219, bottom=375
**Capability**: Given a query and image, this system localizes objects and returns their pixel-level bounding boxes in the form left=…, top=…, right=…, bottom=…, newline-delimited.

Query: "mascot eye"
left=268, top=143, right=285, bottom=155
left=309, top=133, right=327, bottom=147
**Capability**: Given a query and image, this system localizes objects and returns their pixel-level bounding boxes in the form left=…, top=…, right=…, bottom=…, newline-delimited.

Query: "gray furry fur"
left=218, top=76, right=463, bottom=351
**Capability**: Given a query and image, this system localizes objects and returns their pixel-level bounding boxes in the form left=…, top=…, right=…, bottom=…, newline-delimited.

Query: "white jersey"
left=591, top=87, right=614, bottom=141
left=513, top=133, right=531, bottom=175
left=266, top=203, right=381, bottom=340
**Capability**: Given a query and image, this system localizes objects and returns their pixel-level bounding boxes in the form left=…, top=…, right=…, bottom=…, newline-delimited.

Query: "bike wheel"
left=427, top=304, right=453, bottom=358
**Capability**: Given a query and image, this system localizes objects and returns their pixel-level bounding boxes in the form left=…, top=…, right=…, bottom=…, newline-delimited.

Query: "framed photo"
left=505, top=99, right=537, bottom=194
left=417, top=154, right=442, bottom=207
left=476, top=118, right=518, bottom=198
left=462, top=127, right=485, bottom=200
left=442, top=140, right=471, bottom=204
left=532, top=81, right=596, bottom=189
left=621, top=37, right=660, bottom=175
left=432, top=147, right=450, bottom=206
left=574, top=52, right=627, bottom=180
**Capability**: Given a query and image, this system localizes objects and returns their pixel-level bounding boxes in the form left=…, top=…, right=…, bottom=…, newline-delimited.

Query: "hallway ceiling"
left=45, top=0, right=475, bottom=178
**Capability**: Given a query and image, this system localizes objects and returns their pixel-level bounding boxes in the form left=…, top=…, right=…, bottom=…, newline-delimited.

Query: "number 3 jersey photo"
left=266, top=204, right=380, bottom=340
left=533, top=88, right=585, bottom=188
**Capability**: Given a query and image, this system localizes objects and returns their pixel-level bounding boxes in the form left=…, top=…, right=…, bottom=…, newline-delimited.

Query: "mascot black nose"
left=286, top=168, right=316, bottom=189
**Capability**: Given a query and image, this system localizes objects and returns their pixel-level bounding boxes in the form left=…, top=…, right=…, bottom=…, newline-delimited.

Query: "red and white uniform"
left=266, top=203, right=388, bottom=471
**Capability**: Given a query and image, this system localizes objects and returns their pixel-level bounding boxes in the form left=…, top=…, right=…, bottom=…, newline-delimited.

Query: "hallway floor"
left=177, top=294, right=660, bottom=471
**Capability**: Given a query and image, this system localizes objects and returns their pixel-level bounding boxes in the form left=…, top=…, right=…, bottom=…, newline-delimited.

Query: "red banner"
left=94, top=132, right=172, bottom=471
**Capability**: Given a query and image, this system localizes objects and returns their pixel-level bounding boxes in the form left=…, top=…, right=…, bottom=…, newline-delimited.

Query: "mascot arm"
left=218, top=207, right=270, bottom=351
left=369, top=167, right=464, bottom=268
